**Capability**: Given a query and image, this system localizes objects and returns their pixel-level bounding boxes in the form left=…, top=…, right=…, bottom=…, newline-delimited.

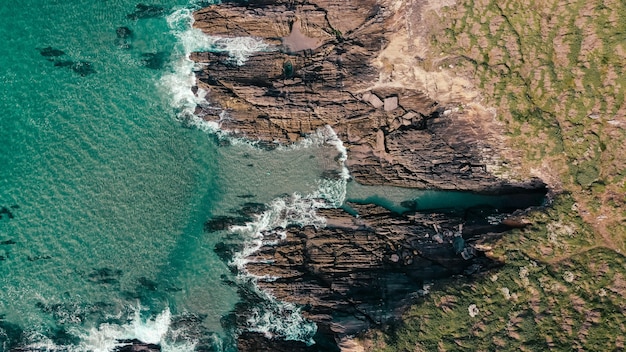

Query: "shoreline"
left=188, top=0, right=549, bottom=350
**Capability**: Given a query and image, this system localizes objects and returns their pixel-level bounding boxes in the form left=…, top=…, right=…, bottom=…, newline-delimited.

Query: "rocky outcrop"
left=190, top=0, right=549, bottom=350
left=244, top=202, right=514, bottom=338
left=190, top=0, right=539, bottom=192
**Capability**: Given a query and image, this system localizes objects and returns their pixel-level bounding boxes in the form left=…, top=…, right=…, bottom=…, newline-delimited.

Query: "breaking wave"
left=19, top=307, right=196, bottom=352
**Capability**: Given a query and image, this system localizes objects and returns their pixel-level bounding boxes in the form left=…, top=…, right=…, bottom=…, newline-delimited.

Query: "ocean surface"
left=0, top=1, right=545, bottom=351
left=0, top=0, right=338, bottom=350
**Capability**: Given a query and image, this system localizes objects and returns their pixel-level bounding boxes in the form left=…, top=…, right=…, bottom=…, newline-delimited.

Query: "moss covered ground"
left=367, top=0, right=626, bottom=350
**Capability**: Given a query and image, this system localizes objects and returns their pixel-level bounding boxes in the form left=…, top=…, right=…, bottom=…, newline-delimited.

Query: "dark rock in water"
left=88, top=267, right=122, bottom=284
left=0, top=206, right=14, bottom=219
left=38, top=46, right=65, bottom=57
left=400, top=200, right=418, bottom=210
left=138, top=277, right=158, bottom=291
left=203, top=215, right=248, bottom=232
left=237, top=332, right=329, bottom=352
left=70, top=61, right=96, bottom=76
left=116, top=26, right=133, bottom=38
left=140, top=52, right=169, bottom=69
left=126, top=4, right=166, bottom=20
left=0, top=255, right=5, bottom=261
left=169, top=314, right=227, bottom=351
left=1, top=240, right=16, bottom=245
left=53, top=60, right=96, bottom=76
left=214, top=241, right=244, bottom=264
left=114, top=339, right=161, bottom=351
left=115, top=27, right=133, bottom=49
left=10, top=205, right=20, bottom=209
left=27, top=255, right=52, bottom=261
left=320, top=169, right=342, bottom=180
left=237, top=194, right=256, bottom=199
left=49, top=327, right=80, bottom=346
left=53, top=60, right=74, bottom=68
left=239, top=202, right=268, bottom=217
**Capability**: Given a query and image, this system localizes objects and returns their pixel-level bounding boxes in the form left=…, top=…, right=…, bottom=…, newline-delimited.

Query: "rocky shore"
left=189, top=0, right=547, bottom=350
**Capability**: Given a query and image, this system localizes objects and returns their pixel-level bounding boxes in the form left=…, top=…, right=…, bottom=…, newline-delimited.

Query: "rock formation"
left=189, top=0, right=548, bottom=350
left=190, top=0, right=542, bottom=192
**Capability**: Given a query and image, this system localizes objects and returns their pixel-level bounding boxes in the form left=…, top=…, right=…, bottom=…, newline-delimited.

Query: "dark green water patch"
left=346, top=182, right=547, bottom=215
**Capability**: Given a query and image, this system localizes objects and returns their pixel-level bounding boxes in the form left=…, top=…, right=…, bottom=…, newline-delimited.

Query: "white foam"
left=161, top=8, right=272, bottom=131
left=246, top=298, right=318, bottom=344
left=161, top=5, right=353, bottom=347
left=21, top=307, right=196, bottom=352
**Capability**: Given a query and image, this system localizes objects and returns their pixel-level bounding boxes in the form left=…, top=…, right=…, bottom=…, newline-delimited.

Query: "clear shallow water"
left=0, top=1, right=343, bottom=350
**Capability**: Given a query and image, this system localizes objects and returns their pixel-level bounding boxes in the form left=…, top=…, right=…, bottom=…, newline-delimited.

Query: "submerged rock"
left=53, top=60, right=96, bottom=76
left=116, top=26, right=133, bottom=38
left=140, top=52, right=169, bottom=69
left=37, top=46, right=65, bottom=57
left=115, top=27, right=133, bottom=49
left=126, top=4, right=166, bottom=20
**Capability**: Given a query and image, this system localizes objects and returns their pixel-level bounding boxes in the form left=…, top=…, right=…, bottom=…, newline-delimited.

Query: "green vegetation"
left=373, top=196, right=626, bottom=351
left=368, top=0, right=626, bottom=350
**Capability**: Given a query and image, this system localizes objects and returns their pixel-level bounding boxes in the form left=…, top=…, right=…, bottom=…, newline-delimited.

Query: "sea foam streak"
left=161, top=8, right=271, bottom=125
left=162, top=6, right=352, bottom=347
left=228, top=127, right=350, bottom=344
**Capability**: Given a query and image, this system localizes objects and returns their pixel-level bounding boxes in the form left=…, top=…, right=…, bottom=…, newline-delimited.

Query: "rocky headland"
left=189, top=0, right=548, bottom=350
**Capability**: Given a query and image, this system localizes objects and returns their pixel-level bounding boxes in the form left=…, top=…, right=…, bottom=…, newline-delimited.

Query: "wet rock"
left=204, top=215, right=249, bottom=233
left=0, top=239, right=16, bottom=245
left=126, top=4, right=166, bottom=20
left=239, top=202, right=268, bottom=217
left=114, top=339, right=161, bottom=352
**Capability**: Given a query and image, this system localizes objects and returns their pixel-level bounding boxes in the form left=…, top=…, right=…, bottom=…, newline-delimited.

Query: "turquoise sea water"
left=0, top=1, right=342, bottom=350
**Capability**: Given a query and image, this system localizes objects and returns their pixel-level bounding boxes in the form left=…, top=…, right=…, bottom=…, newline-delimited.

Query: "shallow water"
left=0, top=1, right=340, bottom=350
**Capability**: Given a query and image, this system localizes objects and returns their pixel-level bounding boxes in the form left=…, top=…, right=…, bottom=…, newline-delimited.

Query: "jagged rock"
left=243, top=202, right=533, bottom=338
left=190, top=0, right=540, bottom=192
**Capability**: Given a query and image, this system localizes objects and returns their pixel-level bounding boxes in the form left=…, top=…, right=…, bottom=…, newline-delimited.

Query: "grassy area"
left=429, top=0, right=626, bottom=249
left=369, top=197, right=626, bottom=351
left=367, top=0, right=626, bottom=350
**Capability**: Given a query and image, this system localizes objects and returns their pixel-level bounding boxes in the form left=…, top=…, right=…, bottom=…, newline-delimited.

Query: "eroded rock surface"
left=245, top=203, right=512, bottom=337
left=190, top=0, right=540, bottom=192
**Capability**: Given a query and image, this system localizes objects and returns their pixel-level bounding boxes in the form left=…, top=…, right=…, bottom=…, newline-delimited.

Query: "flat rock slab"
left=369, top=94, right=384, bottom=108
left=384, top=96, right=398, bottom=111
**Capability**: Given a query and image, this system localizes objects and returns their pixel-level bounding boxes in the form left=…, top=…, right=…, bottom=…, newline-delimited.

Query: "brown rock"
left=383, top=96, right=398, bottom=111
